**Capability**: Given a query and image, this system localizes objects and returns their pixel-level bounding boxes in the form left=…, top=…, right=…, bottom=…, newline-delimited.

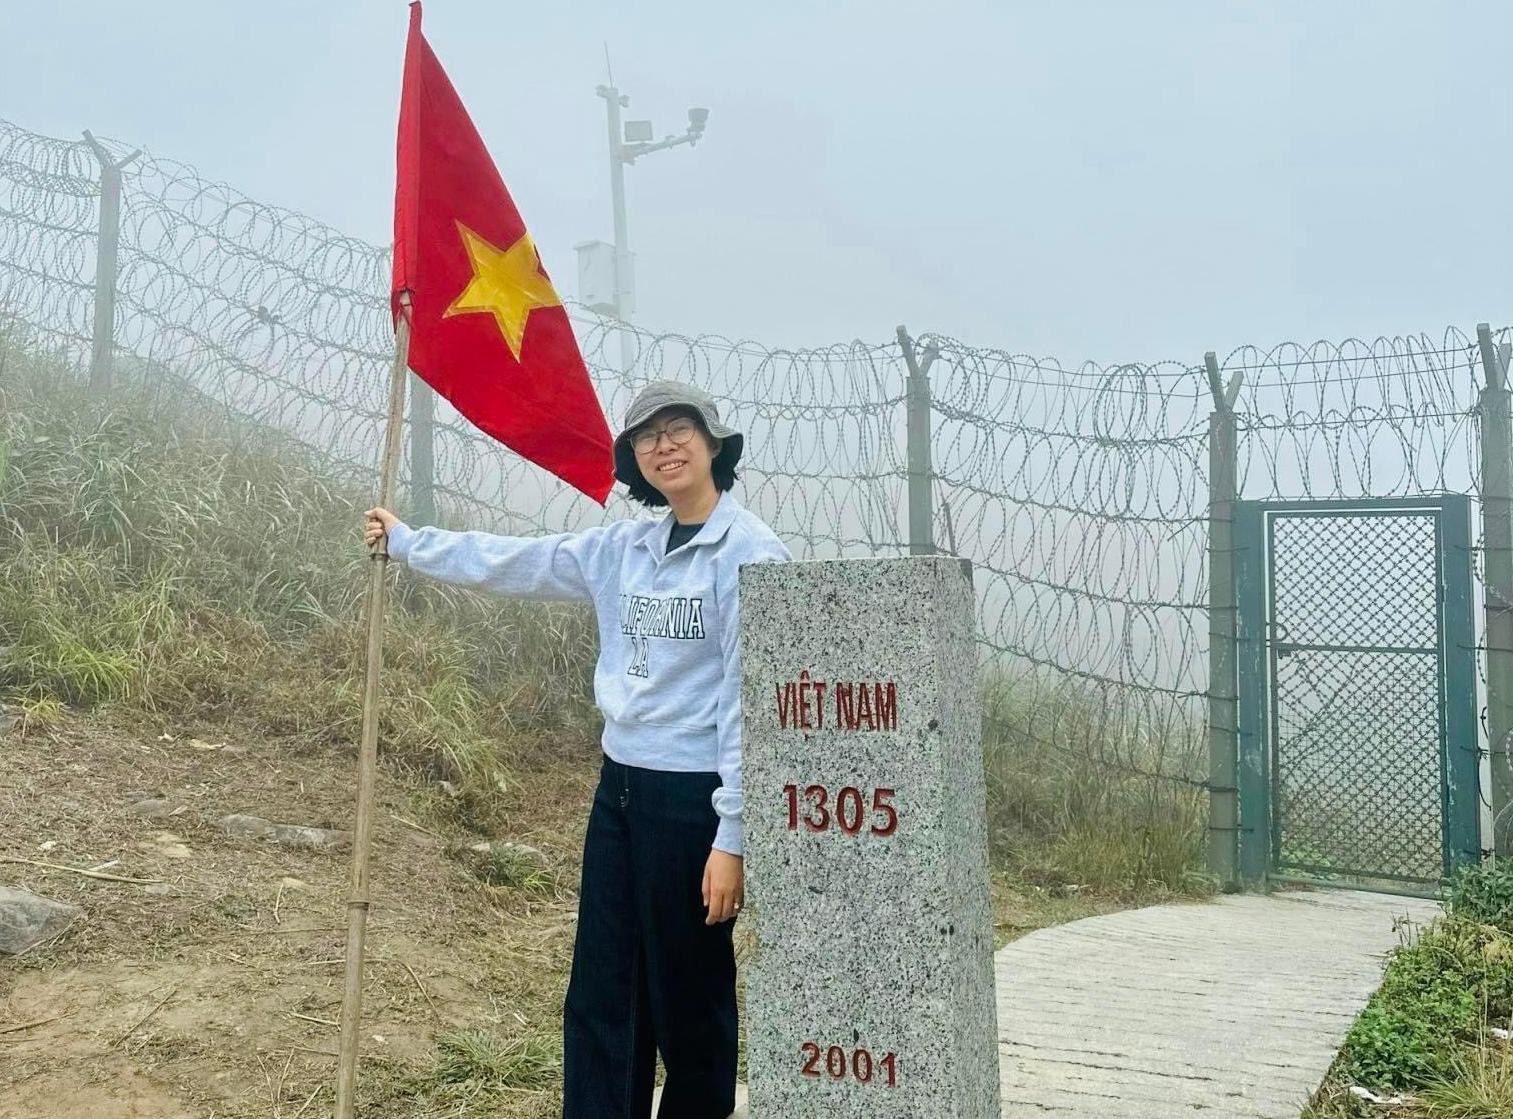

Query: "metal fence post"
left=409, top=372, right=436, bottom=526
left=1478, top=323, right=1513, bottom=854
left=1205, top=351, right=1244, bottom=889
left=897, top=325, right=938, bottom=555
left=82, top=131, right=140, bottom=395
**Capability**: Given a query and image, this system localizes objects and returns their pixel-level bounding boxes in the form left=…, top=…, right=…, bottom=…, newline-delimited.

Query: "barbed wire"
left=0, top=122, right=99, bottom=358
left=924, top=339, right=1213, bottom=785
left=0, top=116, right=1498, bottom=801
left=1225, top=333, right=1483, bottom=501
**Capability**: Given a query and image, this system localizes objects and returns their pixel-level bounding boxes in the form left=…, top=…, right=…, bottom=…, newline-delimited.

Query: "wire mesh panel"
left=1265, top=508, right=1447, bottom=886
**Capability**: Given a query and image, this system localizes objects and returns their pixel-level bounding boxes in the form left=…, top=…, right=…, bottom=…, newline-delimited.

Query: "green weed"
left=414, top=1028, right=562, bottom=1097
left=1448, top=860, right=1513, bottom=932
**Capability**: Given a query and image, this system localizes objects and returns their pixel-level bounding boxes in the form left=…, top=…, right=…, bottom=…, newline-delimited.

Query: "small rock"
left=37, top=840, right=58, bottom=852
left=136, top=832, right=193, bottom=860
left=0, top=887, right=79, bottom=955
left=268, top=824, right=351, bottom=851
left=277, top=877, right=309, bottom=891
left=127, top=797, right=183, bottom=819
left=219, top=814, right=276, bottom=840
left=142, top=883, right=175, bottom=896
left=219, top=814, right=349, bottom=850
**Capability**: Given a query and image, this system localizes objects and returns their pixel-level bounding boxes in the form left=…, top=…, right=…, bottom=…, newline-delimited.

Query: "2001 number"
left=799, top=1042, right=898, bottom=1086
left=783, top=785, right=897, bottom=836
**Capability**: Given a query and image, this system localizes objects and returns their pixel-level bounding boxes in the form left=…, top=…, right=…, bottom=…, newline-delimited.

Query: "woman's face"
left=632, top=407, right=720, bottom=503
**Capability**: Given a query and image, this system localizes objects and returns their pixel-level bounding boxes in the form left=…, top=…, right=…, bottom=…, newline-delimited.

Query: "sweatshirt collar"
left=641, top=491, right=740, bottom=561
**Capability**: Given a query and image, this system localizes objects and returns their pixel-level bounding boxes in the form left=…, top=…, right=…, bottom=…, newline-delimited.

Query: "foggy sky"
left=5, top=1, right=1510, bottom=363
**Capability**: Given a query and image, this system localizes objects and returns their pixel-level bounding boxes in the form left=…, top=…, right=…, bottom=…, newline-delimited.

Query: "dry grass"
left=1304, top=1045, right=1513, bottom=1119
left=0, top=338, right=598, bottom=834
left=982, top=672, right=1213, bottom=902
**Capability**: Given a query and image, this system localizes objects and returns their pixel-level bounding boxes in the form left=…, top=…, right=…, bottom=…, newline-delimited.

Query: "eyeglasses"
left=631, top=417, right=699, bottom=455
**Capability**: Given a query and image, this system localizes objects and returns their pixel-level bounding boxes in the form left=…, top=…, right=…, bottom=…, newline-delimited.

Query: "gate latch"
left=1270, top=622, right=1294, bottom=659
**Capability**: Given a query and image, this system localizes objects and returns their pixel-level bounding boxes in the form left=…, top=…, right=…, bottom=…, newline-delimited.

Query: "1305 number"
left=783, top=785, right=898, bottom=836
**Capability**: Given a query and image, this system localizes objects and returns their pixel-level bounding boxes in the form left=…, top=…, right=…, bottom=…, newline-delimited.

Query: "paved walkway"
left=995, top=888, right=1440, bottom=1117
left=669, top=888, right=1433, bottom=1117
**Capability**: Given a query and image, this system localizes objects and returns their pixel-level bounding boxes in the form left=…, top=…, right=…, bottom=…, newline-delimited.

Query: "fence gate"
left=1233, top=496, right=1479, bottom=895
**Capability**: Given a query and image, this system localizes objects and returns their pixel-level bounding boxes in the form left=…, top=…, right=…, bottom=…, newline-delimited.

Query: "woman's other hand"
left=702, top=849, right=744, bottom=925
left=364, top=506, right=399, bottom=548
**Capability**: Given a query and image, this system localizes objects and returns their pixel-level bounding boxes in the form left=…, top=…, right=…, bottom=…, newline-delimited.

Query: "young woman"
left=364, top=381, right=789, bottom=1118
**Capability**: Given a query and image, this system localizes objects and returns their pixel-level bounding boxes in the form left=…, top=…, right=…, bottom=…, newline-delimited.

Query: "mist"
left=5, top=1, right=1511, bottom=360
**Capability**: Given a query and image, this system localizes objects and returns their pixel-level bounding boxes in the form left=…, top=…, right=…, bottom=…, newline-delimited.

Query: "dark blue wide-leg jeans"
left=562, top=753, right=738, bottom=1119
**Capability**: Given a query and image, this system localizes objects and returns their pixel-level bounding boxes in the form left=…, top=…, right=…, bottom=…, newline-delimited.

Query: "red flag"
left=393, top=2, right=613, bottom=504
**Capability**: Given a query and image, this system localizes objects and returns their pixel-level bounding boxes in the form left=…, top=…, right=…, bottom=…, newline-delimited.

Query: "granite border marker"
left=740, top=555, right=999, bottom=1118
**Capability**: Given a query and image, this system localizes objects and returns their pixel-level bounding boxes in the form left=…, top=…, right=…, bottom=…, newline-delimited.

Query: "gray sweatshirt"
left=385, top=491, right=791, bottom=854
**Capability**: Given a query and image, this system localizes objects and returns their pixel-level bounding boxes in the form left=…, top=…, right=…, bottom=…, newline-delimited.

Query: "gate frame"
left=1232, top=493, right=1479, bottom=893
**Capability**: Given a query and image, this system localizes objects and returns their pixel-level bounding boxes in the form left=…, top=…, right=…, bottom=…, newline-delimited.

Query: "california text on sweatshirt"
left=385, top=491, right=791, bottom=855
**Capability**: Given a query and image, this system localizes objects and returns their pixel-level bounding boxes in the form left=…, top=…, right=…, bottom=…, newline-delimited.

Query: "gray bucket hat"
left=613, top=380, right=744, bottom=489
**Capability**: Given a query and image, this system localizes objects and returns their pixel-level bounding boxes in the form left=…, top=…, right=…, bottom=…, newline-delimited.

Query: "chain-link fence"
left=2, top=117, right=1507, bottom=882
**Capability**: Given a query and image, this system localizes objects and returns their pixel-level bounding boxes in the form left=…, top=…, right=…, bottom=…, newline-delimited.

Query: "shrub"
left=1338, top=917, right=1513, bottom=1091
left=1447, top=859, right=1513, bottom=932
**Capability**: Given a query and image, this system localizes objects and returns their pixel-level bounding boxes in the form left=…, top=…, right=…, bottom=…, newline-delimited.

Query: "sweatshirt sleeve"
left=711, top=528, right=793, bottom=855
left=386, top=519, right=617, bottom=603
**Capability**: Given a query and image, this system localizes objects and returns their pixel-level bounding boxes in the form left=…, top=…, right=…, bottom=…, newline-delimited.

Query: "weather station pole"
left=579, top=75, right=708, bottom=375
left=599, top=86, right=633, bottom=373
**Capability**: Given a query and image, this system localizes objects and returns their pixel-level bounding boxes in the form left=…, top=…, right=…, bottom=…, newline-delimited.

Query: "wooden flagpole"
left=335, top=292, right=412, bottom=1118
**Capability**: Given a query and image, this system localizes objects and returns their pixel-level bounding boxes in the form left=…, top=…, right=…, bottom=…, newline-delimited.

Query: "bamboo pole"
left=334, top=293, right=412, bottom=1117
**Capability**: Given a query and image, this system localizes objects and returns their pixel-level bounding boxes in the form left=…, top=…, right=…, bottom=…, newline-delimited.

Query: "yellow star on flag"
left=443, top=222, right=561, bottom=360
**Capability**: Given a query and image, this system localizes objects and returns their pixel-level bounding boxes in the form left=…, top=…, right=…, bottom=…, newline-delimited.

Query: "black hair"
left=623, top=409, right=740, bottom=508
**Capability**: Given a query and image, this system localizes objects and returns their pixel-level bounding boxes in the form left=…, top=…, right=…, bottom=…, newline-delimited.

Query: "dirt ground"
left=0, top=707, right=611, bottom=1118
left=0, top=711, right=1115, bottom=1118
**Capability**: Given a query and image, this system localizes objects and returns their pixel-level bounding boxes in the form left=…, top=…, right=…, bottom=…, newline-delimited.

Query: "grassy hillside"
left=0, top=342, right=598, bottom=829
